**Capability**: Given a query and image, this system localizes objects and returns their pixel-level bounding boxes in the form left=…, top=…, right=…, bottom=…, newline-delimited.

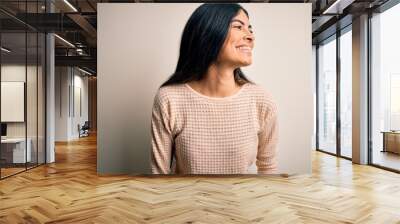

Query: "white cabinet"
left=1, top=138, right=32, bottom=163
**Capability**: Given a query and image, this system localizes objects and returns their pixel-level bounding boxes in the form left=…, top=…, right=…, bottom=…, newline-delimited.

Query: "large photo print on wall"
left=97, top=3, right=313, bottom=175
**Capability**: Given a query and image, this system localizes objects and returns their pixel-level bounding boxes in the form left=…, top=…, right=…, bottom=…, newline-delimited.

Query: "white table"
left=1, top=138, right=31, bottom=163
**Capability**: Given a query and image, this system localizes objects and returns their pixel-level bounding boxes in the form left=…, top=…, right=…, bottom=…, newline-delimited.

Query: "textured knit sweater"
left=150, top=82, right=278, bottom=175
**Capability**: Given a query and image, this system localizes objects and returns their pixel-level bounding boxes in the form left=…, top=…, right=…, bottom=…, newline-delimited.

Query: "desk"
left=381, top=131, right=400, bottom=154
left=1, top=138, right=31, bottom=163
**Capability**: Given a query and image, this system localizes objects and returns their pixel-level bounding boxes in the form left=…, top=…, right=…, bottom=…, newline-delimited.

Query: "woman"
left=151, top=3, right=278, bottom=174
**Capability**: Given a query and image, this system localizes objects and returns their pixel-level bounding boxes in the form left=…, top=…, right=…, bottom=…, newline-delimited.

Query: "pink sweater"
left=150, top=82, right=278, bottom=174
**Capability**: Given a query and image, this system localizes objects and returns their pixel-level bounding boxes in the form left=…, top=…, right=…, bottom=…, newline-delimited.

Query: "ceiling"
left=0, top=0, right=393, bottom=75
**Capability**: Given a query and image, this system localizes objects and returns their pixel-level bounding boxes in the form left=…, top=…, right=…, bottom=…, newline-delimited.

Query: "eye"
left=233, top=25, right=242, bottom=30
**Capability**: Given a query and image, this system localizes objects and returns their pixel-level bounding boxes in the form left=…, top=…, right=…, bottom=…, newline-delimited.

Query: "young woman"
left=151, top=3, right=278, bottom=174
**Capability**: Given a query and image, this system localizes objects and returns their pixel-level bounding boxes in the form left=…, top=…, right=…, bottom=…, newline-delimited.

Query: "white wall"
left=55, top=67, right=69, bottom=141
left=55, top=67, right=89, bottom=141
left=98, top=3, right=313, bottom=174
left=72, top=73, right=89, bottom=138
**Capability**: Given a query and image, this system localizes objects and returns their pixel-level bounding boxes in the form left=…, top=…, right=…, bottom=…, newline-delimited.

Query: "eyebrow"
left=231, top=19, right=253, bottom=29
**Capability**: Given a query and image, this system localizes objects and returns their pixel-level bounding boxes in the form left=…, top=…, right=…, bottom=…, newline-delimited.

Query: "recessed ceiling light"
left=322, top=0, right=354, bottom=14
left=77, top=67, right=93, bottom=76
left=63, top=0, right=78, bottom=12
left=1, top=47, right=11, bottom=53
left=54, top=34, right=75, bottom=48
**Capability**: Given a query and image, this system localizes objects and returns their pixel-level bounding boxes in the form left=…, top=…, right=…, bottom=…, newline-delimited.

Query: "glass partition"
left=0, top=31, right=28, bottom=177
left=0, top=1, right=46, bottom=179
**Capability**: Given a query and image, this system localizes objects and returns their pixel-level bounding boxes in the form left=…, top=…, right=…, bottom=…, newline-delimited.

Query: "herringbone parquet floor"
left=1, top=134, right=400, bottom=223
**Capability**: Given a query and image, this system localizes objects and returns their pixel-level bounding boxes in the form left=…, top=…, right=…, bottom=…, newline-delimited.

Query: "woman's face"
left=217, top=9, right=255, bottom=68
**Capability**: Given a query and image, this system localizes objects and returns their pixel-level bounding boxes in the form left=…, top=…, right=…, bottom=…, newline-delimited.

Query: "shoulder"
left=246, top=83, right=277, bottom=114
left=153, top=84, right=188, bottom=112
left=154, top=84, right=185, bottom=104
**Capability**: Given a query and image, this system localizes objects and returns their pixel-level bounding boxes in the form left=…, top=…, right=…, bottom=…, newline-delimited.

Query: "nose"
left=244, top=32, right=254, bottom=42
left=243, top=29, right=254, bottom=42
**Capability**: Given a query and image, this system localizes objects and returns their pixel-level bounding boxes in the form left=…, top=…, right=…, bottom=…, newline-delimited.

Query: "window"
left=340, top=28, right=352, bottom=158
left=371, top=2, right=400, bottom=171
left=317, top=36, right=337, bottom=154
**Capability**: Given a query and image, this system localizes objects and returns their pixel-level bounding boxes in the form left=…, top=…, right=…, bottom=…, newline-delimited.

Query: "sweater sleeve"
left=256, top=102, right=279, bottom=174
left=150, top=91, right=174, bottom=174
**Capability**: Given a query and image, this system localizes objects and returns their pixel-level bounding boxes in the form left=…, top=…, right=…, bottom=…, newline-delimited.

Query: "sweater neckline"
left=184, top=83, right=249, bottom=101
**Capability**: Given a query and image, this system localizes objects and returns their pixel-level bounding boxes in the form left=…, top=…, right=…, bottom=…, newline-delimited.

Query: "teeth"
left=237, top=46, right=251, bottom=51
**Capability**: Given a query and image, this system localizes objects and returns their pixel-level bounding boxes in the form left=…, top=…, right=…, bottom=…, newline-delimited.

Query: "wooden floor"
left=0, top=167, right=26, bottom=178
left=1, top=134, right=400, bottom=223
left=373, top=150, right=400, bottom=171
left=1, top=162, right=46, bottom=178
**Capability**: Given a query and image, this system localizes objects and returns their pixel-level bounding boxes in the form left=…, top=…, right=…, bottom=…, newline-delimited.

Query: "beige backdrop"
left=97, top=3, right=313, bottom=175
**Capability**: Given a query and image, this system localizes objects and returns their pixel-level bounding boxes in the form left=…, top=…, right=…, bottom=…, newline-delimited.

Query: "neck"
left=189, top=63, right=242, bottom=98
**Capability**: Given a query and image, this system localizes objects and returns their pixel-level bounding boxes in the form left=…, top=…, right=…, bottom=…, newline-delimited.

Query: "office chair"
left=79, top=121, right=90, bottom=138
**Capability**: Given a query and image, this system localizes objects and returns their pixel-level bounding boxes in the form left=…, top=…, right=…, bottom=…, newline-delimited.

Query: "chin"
left=240, top=60, right=252, bottom=67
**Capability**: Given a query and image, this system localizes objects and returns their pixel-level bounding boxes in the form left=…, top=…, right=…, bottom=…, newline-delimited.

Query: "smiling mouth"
left=236, top=46, right=252, bottom=54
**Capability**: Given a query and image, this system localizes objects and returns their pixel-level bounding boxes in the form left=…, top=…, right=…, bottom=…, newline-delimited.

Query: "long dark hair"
left=161, top=3, right=253, bottom=87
